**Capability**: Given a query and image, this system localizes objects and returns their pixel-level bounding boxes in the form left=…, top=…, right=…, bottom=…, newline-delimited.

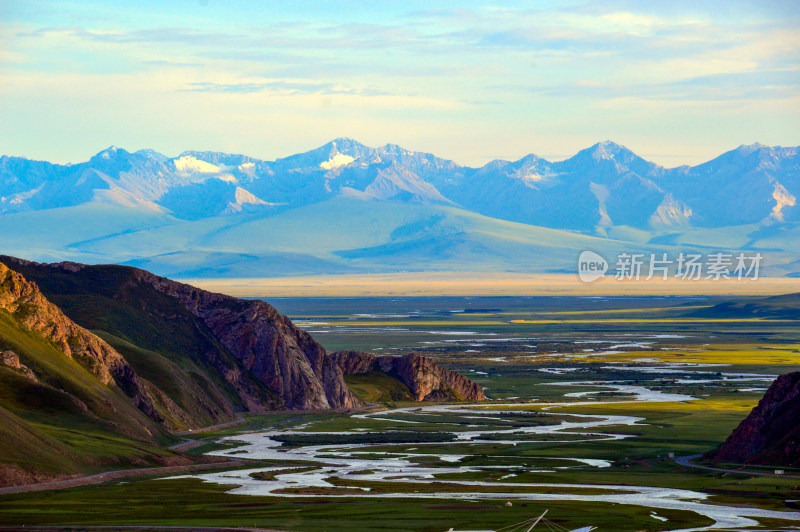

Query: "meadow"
left=2, top=295, right=799, bottom=531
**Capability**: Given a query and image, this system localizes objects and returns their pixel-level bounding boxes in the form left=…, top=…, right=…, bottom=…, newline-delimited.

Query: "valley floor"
left=3, top=295, right=800, bottom=531
left=184, top=273, right=800, bottom=298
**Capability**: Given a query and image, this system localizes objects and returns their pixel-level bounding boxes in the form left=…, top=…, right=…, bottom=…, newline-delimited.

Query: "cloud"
left=500, top=67, right=799, bottom=102
left=21, top=25, right=245, bottom=46
left=183, top=80, right=390, bottom=96
left=140, top=59, right=203, bottom=68
left=14, top=7, right=795, bottom=78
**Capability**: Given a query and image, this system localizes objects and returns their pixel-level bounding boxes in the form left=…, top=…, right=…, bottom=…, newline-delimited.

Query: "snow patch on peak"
left=239, top=162, right=255, bottom=171
left=234, top=187, right=268, bottom=206
left=771, top=183, right=796, bottom=222
left=320, top=153, right=355, bottom=170
left=219, top=187, right=272, bottom=215
left=95, top=146, right=120, bottom=160
left=593, top=141, right=623, bottom=160
left=173, top=155, right=220, bottom=174
left=519, top=169, right=548, bottom=182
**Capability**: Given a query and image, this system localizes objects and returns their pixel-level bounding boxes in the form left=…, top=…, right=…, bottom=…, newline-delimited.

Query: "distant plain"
left=187, top=273, right=799, bottom=298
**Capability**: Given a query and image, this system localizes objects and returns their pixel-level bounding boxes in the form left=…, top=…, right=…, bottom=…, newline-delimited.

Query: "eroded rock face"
left=0, top=263, right=159, bottom=420
left=331, top=350, right=377, bottom=375
left=0, top=350, right=37, bottom=382
left=0, top=350, right=20, bottom=369
left=331, top=351, right=485, bottom=402
left=0, top=256, right=361, bottom=413
left=133, top=270, right=360, bottom=411
left=706, top=372, right=800, bottom=466
left=391, top=353, right=485, bottom=401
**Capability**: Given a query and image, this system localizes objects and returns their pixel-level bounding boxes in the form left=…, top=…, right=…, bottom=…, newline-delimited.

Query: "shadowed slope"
left=706, top=371, right=800, bottom=466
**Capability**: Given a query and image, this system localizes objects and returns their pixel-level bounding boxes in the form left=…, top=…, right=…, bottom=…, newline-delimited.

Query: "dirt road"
left=0, top=460, right=246, bottom=496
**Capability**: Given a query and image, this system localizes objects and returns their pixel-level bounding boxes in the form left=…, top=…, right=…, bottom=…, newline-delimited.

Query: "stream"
left=171, top=376, right=800, bottom=531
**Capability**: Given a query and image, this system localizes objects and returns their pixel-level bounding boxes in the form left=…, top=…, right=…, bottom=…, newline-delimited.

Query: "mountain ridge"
left=0, top=256, right=360, bottom=413
left=1, top=139, right=798, bottom=278
left=0, top=255, right=486, bottom=485
left=0, top=261, right=162, bottom=427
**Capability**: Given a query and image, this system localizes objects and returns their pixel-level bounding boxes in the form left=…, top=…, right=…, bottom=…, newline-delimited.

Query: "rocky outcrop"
left=138, top=270, right=360, bottom=410
left=331, top=351, right=485, bottom=402
left=332, top=350, right=380, bottom=375
left=0, top=350, right=37, bottom=382
left=0, top=263, right=160, bottom=420
left=706, top=372, right=800, bottom=466
left=390, top=353, right=485, bottom=402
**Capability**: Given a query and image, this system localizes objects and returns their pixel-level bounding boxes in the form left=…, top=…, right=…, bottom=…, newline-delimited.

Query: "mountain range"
left=1, top=139, right=798, bottom=277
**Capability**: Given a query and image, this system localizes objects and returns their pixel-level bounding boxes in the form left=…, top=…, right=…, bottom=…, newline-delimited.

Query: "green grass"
left=0, top=477, right=717, bottom=531
left=96, top=331, right=234, bottom=430
left=0, top=404, right=78, bottom=476
left=344, top=371, right=413, bottom=403
left=0, top=309, right=182, bottom=478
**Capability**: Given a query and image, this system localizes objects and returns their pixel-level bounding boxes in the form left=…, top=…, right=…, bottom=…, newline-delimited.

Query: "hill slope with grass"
left=0, top=263, right=187, bottom=486
left=0, top=257, right=357, bottom=484
left=691, top=292, right=800, bottom=319
left=0, top=256, right=360, bottom=412
left=706, top=371, right=800, bottom=466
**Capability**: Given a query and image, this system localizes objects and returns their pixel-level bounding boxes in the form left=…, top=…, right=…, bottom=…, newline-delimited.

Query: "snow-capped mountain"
left=0, top=139, right=798, bottom=277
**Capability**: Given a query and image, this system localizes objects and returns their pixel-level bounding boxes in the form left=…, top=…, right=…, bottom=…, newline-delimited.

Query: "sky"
left=1, top=0, right=798, bottom=167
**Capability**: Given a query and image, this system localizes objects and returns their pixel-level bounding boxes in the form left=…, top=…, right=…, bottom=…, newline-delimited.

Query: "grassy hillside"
left=95, top=331, right=234, bottom=430
left=1, top=259, right=273, bottom=426
left=0, top=310, right=182, bottom=485
left=0, top=404, right=76, bottom=483
left=343, top=371, right=413, bottom=403
left=692, top=292, right=800, bottom=319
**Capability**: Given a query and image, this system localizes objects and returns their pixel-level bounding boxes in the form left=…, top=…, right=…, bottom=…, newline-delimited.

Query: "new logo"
left=578, top=250, right=608, bottom=282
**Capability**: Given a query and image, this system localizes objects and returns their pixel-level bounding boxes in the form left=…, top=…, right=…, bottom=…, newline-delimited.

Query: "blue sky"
left=1, top=0, right=798, bottom=166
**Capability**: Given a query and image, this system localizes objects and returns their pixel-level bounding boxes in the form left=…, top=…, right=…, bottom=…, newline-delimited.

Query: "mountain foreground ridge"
left=0, top=255, right=483, bottom=485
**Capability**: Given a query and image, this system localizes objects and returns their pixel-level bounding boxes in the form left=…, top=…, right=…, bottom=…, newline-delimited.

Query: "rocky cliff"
left=330, top=351, right=485, bottom=402
left=1, top=256, right=359, bottom=412
left=137, top=269, right=360, bottom=410
left=0, top=262, right=160, bottom=420
left=705, top=371, right=800, bottom=466
left=0, top=256, right=364, bottom=486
